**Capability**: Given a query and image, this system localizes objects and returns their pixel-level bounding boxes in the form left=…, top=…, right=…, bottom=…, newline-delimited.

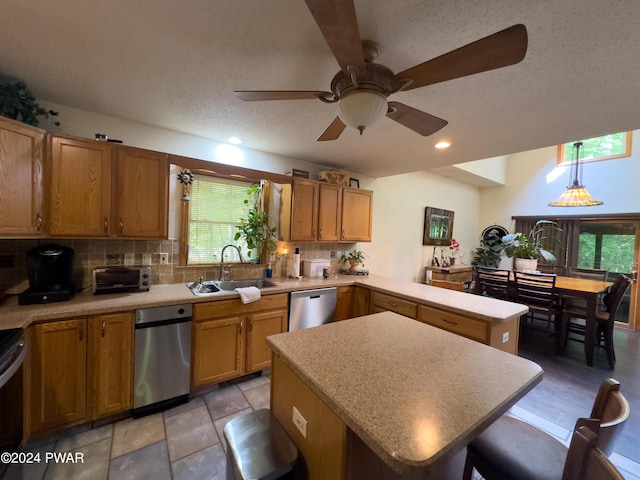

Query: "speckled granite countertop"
left=266, top=312, right=543, bottom=476
left=0, top=273, right=527, bottom=330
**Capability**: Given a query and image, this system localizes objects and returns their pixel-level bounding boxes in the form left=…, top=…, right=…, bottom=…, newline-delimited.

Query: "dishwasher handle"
left=134, top=316, right=192, bottom=329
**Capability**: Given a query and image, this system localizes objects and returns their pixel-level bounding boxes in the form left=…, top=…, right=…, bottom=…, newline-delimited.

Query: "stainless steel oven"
left=133, top=304, right=191, bottom=417
left=0, top=329, right=27, bottom=456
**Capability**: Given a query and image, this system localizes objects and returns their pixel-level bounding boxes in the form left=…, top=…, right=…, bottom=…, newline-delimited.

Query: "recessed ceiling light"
left=435, top=141, right=450, bottom=149
left=228, top=136, right=242, bottom=144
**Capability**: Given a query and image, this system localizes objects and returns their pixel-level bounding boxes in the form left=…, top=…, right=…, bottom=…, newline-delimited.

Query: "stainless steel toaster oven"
left=93, top=266, right=151, bottom=294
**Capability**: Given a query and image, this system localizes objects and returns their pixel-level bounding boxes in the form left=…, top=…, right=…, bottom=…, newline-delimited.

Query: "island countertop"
left=267, top=311, right=543, bottom=478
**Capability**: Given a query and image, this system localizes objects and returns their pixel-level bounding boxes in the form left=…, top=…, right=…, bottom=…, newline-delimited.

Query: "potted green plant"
left=0, top=77, right=60, bottom=127
left=234, top=184, right=277, bottom=262
left=496, top=220, right=562, bottom=271
left=341, top=250, right=367, bottom=272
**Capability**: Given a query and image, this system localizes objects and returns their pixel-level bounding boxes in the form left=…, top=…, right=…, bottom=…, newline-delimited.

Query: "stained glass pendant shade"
left=549, top=141, right=603, bottom=207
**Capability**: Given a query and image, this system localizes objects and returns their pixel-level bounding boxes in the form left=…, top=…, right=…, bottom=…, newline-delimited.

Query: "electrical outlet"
left=141, top=253, right=152, bottom=265
left=160, top=253, right=169, bottom=265
left=502, top=332, right=510, bottom=343
left=330, top=250, right=336, bottom=258
left=292, top=406, right=307, bottom=438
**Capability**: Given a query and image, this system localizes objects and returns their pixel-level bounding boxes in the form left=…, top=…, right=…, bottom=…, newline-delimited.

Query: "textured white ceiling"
left=2, top=0, right=639, bottom=178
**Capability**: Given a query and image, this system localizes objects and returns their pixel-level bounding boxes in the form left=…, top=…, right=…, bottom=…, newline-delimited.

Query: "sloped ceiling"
left=2, top=0, right=639, bottom=177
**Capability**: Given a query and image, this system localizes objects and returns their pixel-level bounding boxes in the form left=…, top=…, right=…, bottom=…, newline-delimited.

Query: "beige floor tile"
left=165, top=405, right=219, bottom=462
left=54, top=424, right=113, bottom=452
left=204, top=385, right=250, bottom=421
left=109, top=441, right=171, bottom=480
left=111, top=413, right=165, bottom=459
left=170, top=443, right=227, bottom=480
left=163, top=396, right=205, bottom=419
left=238, top=374, right=270, bottom=392
left=242, top=383, right=271, bottom=410
left=44, top=437, right=111, bottom=480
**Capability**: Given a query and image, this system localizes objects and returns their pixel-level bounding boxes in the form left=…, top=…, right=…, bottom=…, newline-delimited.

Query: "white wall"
left=479, top=130, right=640, bottom=234
left=361, top=171, right=480, bottom=283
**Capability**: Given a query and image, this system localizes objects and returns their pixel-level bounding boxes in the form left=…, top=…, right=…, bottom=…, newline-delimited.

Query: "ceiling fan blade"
left=395, top=24, right=528, bottom=91
left=304, top=0, right=365, bottom=75
left=317, top=116, right=346, bottom=141
left=234, top=90, right=333, bottom=101
left=386, top=102, right=448, bottom=136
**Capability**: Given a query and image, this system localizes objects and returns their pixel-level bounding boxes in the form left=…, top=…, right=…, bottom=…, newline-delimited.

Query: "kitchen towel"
left=235, top=286, right=261, bottom=304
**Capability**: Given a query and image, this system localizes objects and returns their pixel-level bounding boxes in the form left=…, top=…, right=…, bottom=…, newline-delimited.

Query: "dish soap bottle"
left=265, top=263, right=273, bottom=278
left=292, top=248, right=300, bottom=278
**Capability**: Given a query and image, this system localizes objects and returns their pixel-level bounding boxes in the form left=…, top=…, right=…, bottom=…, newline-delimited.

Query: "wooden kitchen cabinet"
left=192, top=294, right=288, bottom=387
left=369, top=291, right=418, bottom=319
left=336, top=286, right=353, bottom=321
left=290, top=178, right=318, bottom=241
left=48, top=136, right=112, bottom=236
left=352, top=286, right=370, bottom=317
left=289, top=178, right=372, bottom=242
left=88, top=312, right=133, bottom=419
left=418, top=304, right=518, bottom=354
left=0, top=116, right=46, bottom=236
left=340, top=187, right=372, bottom=242
left=115, top=146, right=168, bottom=238
left=48, top=135, right=169, bottom=238
left=27, top=319, right=88, bottom=435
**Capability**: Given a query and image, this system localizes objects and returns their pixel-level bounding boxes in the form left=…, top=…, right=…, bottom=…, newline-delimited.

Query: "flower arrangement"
left=450, top=238, right=460, bottom=253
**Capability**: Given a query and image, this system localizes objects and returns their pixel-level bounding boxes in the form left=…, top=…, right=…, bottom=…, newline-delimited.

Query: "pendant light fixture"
left=549, top=141, right=603, bottom=207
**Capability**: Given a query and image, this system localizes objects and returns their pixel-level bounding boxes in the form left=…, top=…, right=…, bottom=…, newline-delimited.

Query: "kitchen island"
left=267, top=311, right=542, bottom=479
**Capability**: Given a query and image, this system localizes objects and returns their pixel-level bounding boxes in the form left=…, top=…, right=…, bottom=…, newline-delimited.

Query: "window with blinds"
left=187, top=175, right=253, bottom=264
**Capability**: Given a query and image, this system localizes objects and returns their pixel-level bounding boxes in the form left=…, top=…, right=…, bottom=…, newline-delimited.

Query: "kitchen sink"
left=186, top=278, right=277, bottom=296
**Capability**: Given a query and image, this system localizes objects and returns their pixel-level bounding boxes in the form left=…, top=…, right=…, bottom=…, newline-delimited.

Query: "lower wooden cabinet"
left=88, top=312, right=133, bottom=419
left=192, top=294, right=288, bottom=388
left=336, top=286, right=353, bottom=321
left=27, top=319, right=88, bottom=434
left=369, top=291, right=418, bottom=319
left=26, top=312, right=134, bottom=436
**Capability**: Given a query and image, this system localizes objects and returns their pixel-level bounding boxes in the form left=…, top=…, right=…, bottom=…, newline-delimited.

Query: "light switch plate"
left=292, top=406, right=307, bottom=438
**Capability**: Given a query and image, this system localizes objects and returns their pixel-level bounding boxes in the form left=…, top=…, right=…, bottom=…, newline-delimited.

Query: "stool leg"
left=462, top=449, right=474, bottom=480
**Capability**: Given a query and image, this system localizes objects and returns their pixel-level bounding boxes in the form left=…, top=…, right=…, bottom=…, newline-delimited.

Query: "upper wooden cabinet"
left=340, top=187, right=372, bottom=242
left=0, top=116, right=45, bottom=236
left=115, top=146, right=168, bottom=238
left=49, top=136, right=112, bottom=236
left=289, top=178, right=372, bottom=242
left=48, top=136, right=168, bottom=238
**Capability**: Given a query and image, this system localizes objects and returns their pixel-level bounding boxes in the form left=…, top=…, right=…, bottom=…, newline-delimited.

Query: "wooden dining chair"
left=475, top=267, right=512, bottom=300
left=561, top=275, right=632, bottom=369
left=462, top=378, right=630, bottom=480
left=562, top=426, right=625, bottom=480
left=568, top=267, right=609, bottom=282
left=513, top=271, right=559, bottom=353
left=429, top=279, right=465, bottom=291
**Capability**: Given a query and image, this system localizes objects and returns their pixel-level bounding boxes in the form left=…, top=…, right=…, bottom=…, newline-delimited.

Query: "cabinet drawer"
left=418, top=305, right=488, bottom=343
left=194, top=293, right=288, bottom=320
left=370, top=292, right=417, bottom=319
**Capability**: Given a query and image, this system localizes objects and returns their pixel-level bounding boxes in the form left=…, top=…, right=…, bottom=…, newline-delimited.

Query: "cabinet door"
left=28, top=320, right=87, bottom=434
left=317, top=183, right=342, bottom=241
left=0, top=117, right=45, bottom=235
left=192, top=316, right=244, bottom=387
left=88, top=313, right=133, bottom=419
left=336, top=286, right=353, bottom=321
left=352, top=286, right=371, bottom=317
left=341, top=187, right=373, bottom=242
left=115, top=147, right=168, bottom=238
left=291, top=178, right=318, bottom=241
left=246, top=309, right=287, bottom=372
left=49, top=137, right=112, bottom=236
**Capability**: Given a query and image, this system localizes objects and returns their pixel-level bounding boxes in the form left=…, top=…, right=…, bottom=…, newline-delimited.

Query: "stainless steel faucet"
left=219, top=245, right=244, bottom=281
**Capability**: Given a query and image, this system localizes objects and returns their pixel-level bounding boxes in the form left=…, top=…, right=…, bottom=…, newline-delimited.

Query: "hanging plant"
left=0, top=77, right=60, bottom=127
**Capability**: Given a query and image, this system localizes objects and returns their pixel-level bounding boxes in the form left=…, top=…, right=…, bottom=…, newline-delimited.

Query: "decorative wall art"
left=423, top=207, right=454, bottom=246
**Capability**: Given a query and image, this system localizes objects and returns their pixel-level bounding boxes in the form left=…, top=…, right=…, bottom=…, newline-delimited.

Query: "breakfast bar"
left=267, top=311, right=543, bottom=479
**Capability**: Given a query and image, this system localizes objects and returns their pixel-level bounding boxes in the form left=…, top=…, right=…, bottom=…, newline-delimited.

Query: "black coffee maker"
left=19, top=244, right=76, bottom=305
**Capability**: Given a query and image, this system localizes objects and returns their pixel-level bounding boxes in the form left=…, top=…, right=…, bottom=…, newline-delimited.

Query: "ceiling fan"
left=234, top=0, right=528, bottom=141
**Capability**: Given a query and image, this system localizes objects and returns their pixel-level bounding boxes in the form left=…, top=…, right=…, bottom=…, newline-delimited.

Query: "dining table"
left=551, top=275, right=612, bottom=367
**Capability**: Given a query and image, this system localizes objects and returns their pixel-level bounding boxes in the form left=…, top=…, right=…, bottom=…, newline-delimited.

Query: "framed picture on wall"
left=423, top=207, right=454, bottom=246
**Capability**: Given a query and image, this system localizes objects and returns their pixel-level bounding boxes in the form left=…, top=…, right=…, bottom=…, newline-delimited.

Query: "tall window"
left=557, top=131, right=632, bottom=165
left=187, top=175, right=253, bottom=265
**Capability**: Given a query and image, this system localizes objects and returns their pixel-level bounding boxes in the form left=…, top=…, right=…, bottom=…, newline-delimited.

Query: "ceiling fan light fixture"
left=337, top=90, right=388, bottom=135
left=549, top=142, right=603, bottom=207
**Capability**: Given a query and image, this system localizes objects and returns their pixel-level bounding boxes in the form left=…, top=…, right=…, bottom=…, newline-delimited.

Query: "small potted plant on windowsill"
left=341, top=250, right=367, bottom=272
left=496, top=220, right=562, bottom=271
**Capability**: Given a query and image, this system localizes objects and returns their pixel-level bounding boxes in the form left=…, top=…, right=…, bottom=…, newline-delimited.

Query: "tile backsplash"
left=0, top=239, right=350, bottom=295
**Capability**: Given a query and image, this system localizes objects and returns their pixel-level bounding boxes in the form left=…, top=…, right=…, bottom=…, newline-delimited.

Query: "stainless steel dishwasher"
left=133, top=304, right=192, bottom=417
left=289, top=287, right=337, bottom=331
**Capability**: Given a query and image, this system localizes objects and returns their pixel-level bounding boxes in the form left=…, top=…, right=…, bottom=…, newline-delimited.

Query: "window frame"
left=556, top=131, right=632, bottom=165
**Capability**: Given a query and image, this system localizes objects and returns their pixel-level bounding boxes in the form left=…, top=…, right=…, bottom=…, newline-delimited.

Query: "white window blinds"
left=188, top=175, right=253, bottom=264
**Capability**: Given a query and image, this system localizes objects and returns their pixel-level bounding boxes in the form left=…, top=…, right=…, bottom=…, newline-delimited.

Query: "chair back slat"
left=569, top=267, right=609, bottom=282
left=513, top=271, right=557, bottom=311
left=603, top=275, right=632, bottom=321
left=476, top=267, right=511, bottom=300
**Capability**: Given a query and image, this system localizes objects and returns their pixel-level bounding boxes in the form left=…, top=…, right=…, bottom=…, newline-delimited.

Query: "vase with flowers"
left=449, top=238, right=460, bottom=265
